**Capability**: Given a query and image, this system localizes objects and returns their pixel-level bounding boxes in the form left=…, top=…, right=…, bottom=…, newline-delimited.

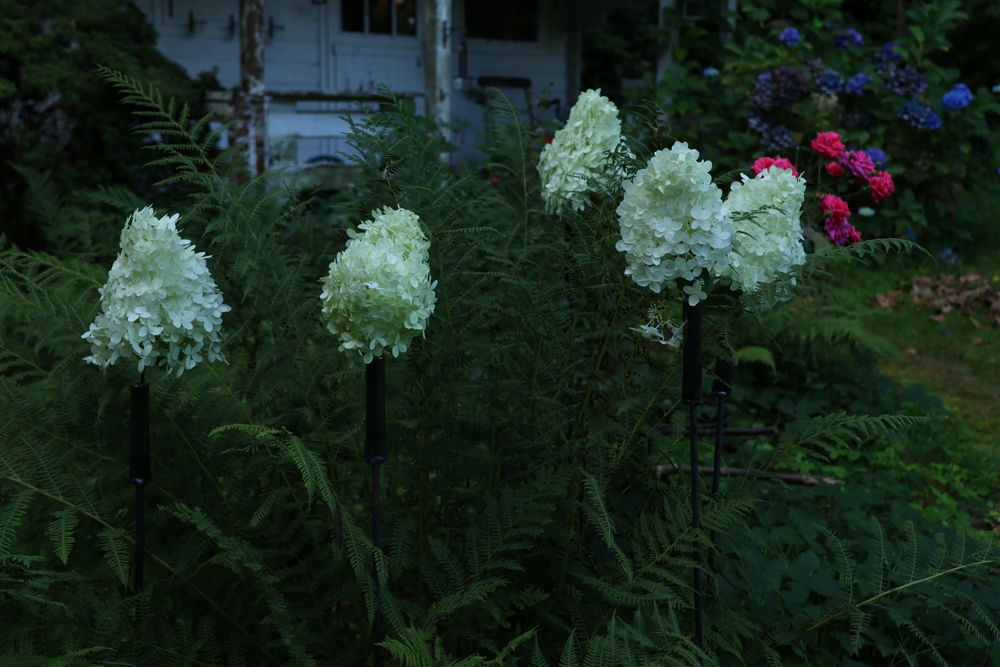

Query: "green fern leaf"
left=99, top=528, right=130, bottom=586
left=46, top=509, right=79, bottom=565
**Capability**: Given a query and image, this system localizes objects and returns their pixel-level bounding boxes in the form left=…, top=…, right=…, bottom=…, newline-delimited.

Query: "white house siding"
left=452, top=0, right=568, bottom=161
left=140, top=0, right=571, bottom=166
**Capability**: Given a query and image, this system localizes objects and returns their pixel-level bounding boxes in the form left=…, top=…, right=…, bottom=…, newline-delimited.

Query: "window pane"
left=465, top=0, right=538, bottom=41
left=342, top=0, right=363, bottom=31
left=370, top=0, right=391, bottom=33
left=395, top=0, right=416, bottom=36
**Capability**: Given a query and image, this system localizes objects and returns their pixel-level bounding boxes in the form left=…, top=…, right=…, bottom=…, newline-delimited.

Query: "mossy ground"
left=836, top=248, right=1000, bottom=449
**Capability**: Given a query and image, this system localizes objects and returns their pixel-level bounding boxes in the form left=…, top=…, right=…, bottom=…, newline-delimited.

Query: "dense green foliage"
left=1, top=67, right=999, bottom=666
left=583, top=0, right=1000, bottom=247
left=0, top=0, right=212, bottom=254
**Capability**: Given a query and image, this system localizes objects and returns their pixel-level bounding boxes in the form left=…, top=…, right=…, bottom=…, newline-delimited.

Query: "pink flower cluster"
left=750, top=155, right=799, bottom=177
left=819, top=193, right=861, bottom=246
left=809, top=131, right=896, bottom=244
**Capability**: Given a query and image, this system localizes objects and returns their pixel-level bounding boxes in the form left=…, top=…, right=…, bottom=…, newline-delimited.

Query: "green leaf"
left=735, top=345, right=776, bottom=371
left=558, top=630, right=578, bottom=667
left=0, top=490, right=34, bottom=557
left=46, top=510, right=79, bottom=566
left=909, top=25, right=924, bottom=43
left=99, top=528, right=130, bottom=586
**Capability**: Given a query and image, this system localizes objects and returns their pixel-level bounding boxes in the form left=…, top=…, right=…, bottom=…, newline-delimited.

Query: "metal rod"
left=710, top=355, right=732, bottom=572
left=689, top=403, right=703, bottom=654
left=129, top=381, right=151, bottom=593
left=371, top=465, right=382, bottom=667
left=365, top=356, right=388, bottom=667
left=681, top=301, right=703, bottom=657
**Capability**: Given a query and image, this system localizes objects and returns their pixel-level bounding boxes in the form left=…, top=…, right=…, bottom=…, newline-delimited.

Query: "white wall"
left=140, top=0, right=570, bottom=165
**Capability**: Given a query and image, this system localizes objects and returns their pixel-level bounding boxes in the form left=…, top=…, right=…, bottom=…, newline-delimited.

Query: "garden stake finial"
left=128, top=372, right=151, bottom=594
left=681, top=300, right=704, bottom=658
left=365, top=356, right=389, bottom=667
left=709, top=355, right=733, bottom=572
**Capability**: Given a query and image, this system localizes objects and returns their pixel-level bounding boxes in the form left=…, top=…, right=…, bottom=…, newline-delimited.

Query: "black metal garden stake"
left=681, top=300, right=704, bottom=656
left=709, top=356, right=732, bottom=572
left=365, top=356, right=389, bottom=667
left=129, top=375, right=151, bottom=593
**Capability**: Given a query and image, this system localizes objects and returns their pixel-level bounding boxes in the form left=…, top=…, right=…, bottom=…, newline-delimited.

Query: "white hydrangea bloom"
left=722, top=166, right=807, bottom=293
left=633, top=304, right=684, bottom=348
left=82, top=207, right=231, bottom=376
left=615, top=142, right=734, bottom=304
left=537, top=88, right=623, bottom=214
left=320, top=206, right=437, bottom=363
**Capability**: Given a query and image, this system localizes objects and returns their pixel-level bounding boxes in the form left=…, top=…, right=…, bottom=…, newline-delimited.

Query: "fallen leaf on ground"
left=971, top=316, right=981, bottom=330
left=903, top=348, right=918, bottom=355
left=930, top=314, right=946, bottom=323
left=971, top=337, right=983, bottom=347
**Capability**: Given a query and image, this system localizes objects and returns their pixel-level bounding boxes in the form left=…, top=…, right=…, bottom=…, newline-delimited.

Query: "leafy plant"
left=0, top=69, right=997, bottom=667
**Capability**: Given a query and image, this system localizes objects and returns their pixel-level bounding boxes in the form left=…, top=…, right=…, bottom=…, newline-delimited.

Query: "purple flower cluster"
left=840, top=150, right=876, bottom=179
left=816, top=68, right=844, bottom=95
left=779, top=27, right=800, bottom=45
left=836, top=29, right=864, bottom=50
left=845, top=73, right=871, bottom=95
left=805, top=59, right=825, bottom=78
left=941, top=83, right=973, bottom=111
left=886, top=66, right=928, bottom=97
left=750, top=67, right=809, bottom=110
left=864, top=148, right=887, bottom=166
left=897, top=100, right=942, bottom=130
left=750, top=72, right=776, bottom=109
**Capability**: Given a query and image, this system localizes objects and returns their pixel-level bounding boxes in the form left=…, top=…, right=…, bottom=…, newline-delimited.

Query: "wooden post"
left=656, top=0, right=679, bottom=83
left=566, top=30, right=582, bottom=112
left=423, top=0, right=452, bottom=135
left=720, top=0, right=738, bottom=45
left=233, top=0, right=267, bottom=176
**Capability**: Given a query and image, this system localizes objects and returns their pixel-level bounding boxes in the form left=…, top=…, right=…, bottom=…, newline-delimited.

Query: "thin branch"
left=652, top=464, right=838, bottom=486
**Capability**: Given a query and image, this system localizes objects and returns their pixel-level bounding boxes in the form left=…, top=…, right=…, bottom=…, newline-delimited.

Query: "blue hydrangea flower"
left=751, top=72, right=775, bottom=109
left=873, top=43, right=905, bottom=74
left=941, top=83, right=973, bottom=111
left=779, top=28, right=800, bottom=45
left=846, top=73, right=871, bottom=95
left=761, top=124, right=796, bottom=151
left=897, top=101, right=941, bottom=131
left=864, top=148, right=887, bottom=166
left=836, top=29, right=864, bottom=50
left=816, top=68, right=844, bottom=95
left=936, top=248, right=960, bottom=265
left=886, top=66, right=927, bottom=97
left=747, top=112, right=776, bottom=139
left=993, top=84, right=1000, bottom=93
left=703, top=67, right=721, bottom=78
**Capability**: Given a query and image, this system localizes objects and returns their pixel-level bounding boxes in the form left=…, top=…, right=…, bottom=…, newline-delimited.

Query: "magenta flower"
left=840, top=150, right=875, bottom=180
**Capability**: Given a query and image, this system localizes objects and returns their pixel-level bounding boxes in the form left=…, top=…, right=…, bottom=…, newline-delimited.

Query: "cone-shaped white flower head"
left=82, top=207, right=231, bottom=376
left=537, top=89, right=623, bottom=214
left=320, top=206, right=437, bottom=363
left=615, top=142, right=734, bottom=304
left=722, top=166, right=807, bottom=293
